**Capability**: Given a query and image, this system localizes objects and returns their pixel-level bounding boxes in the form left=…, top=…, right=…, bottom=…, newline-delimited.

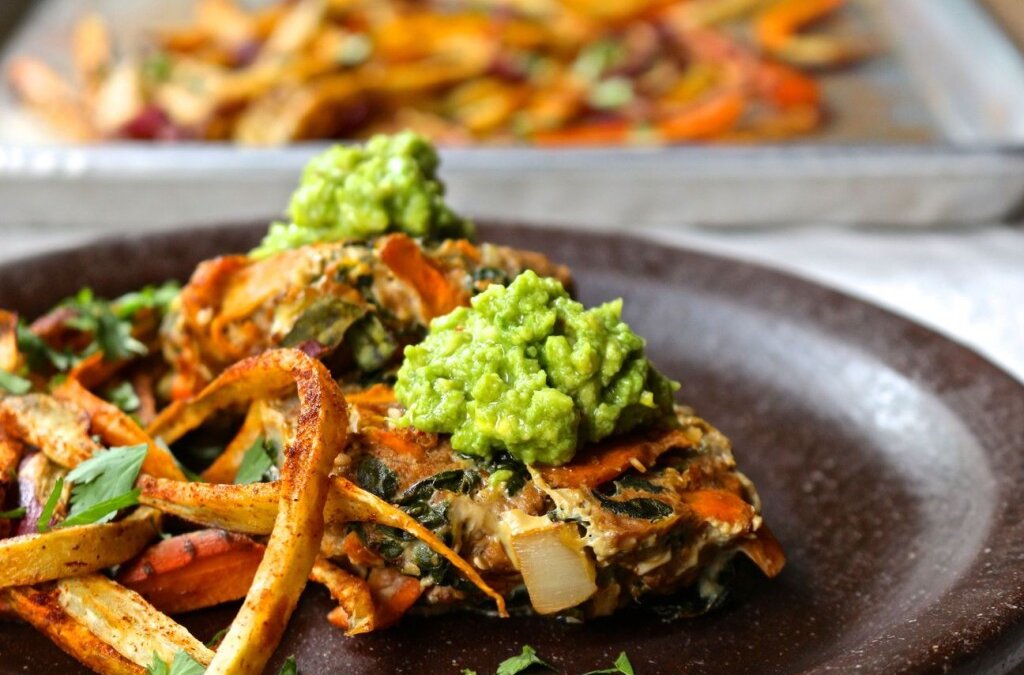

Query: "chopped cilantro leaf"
left=205, top=628, right=228, bottom=648
left=0, top=369, right=31, bottom=395
left=495, top=645, right=554, bottom=675
left=16, top=322, right=71, bottom=372
left=583, top=652, right=635, bottom=675
left=234, top=437, right=276, bottom=484
left=0, top=506, right=26, bottom=519
left=37, top=475, right=64, bottom=533
left=65, top=444, right=147, bottom=525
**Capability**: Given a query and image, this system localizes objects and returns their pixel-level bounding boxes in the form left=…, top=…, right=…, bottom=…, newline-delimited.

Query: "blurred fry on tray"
left=6, top=0, right=873, bottom=146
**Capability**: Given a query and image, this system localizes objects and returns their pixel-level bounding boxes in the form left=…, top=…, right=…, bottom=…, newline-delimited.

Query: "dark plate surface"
left=1, top=223, right=1023, bottom=675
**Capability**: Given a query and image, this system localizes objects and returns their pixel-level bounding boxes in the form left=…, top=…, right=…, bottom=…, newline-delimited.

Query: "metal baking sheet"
left=0, top=0, right=1023, bottom=231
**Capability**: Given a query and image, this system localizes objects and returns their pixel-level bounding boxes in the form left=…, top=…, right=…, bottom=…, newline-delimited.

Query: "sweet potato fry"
left=538, top=427, right=694, bottom=489
left=655, top=89, right=745, bottom=142
left=755, top=0, right=870, bottom=68
left=365, top=567, right=424, bottom=630
left=147, top=349, right=348, bottom=675
left=0, top=510, right=159, bottom=589
left=5, top=574, right=213, bottom=674
left=379, top=233, right=469, bottom=322
left=117, top=529, right=265, bottom=614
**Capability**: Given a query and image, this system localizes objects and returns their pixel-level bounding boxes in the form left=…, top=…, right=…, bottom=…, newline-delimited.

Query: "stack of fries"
left=7, top=0, right=871, bottom=145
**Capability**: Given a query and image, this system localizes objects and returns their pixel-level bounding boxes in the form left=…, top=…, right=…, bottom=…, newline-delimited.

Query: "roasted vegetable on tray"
left=7, top=0, right=871, bottom=145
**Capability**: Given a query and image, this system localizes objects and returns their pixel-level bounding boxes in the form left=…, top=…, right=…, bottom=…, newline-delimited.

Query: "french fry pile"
left=0, top=314, right=506, bottom=674
left=7, top=0, right=872, bottom=145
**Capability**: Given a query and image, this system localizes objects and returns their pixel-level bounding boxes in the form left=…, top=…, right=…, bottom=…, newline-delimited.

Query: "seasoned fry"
left=5, top=574, right=213, bottom=674
left=0, top=310, right=20, bottom=373
left=147, top=349, right=348, bottom=675
left=311, top=556, right=376, bottom=635
left=379, top=233, right=470, bottom=322
left=53, top=378, right=185, bottom=481
left=0, top=394, right=100, bottom=469
left=0, top=511, right=159, bottom=589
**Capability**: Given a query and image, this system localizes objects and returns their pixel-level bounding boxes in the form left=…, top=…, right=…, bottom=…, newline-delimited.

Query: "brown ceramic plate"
left=1, top=223, right=1023, bottom=675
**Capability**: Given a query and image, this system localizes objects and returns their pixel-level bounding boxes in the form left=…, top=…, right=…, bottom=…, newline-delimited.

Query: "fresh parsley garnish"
left=105, top=381, right=141, bottom=413
left=112, top=281, right=179, bottom=319
left=204, top=628, right=228, bottom=648
left=37, top=475, right=64, bottom=533
left=147, top=650, right=205, bottom=675
left=0, top=506, right=26, bottom=519
left=64, top=444, right=148, bottom=525
left=278, top=656, right=299, bottom=675
left=16, top=322, right=71, bottom=372
left=0, top=369, right=31, bottom=395
left=495, top=645, right=554, bottom=675
left=583, top=652, right=635, bottom=675
left=62, top=288, right=147, bottom=362
left=234, top=437, right=277, bottom=484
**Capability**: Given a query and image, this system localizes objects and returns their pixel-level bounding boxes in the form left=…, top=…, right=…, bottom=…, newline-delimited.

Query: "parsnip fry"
left=139, top=475, right=278, bottom=534
left=0, top=510, right=159, bottom=589
left=310, top=556, right=376, bottom=635
left=54, top=378, right=185, bottom=481
left=6, top=574, right=213, bottom=673
left=147, top=349, right=348, bottom=675
left=0, top=393, right=100, bottom=469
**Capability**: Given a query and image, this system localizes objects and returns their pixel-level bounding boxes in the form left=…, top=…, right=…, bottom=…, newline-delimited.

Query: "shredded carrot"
left=533, top=119, right=630, bottom=146
left=341, top=531, right=384, bottom=567
left=539, top=428, right=693, bottom=489
left=344, top=384, right=396, bottom=406
left=367, top=567, right=423, bottom=629
left=379, top=233, right=469, bottom=322
left=680, top=489, right=755, bottom=527
left=362, top=427, right=425, bottom=460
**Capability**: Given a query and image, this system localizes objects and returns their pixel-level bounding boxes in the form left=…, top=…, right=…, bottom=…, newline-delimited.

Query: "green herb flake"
left=0, top=369, right=31, bottom=395
left=204, top=628, right=228, bottom=648
left=147, top=649, right=206, bottom=675
left=495, top=645, right=555, bottom=675
left=59, top=489, right=140, bottom=528
left=105, top=381, right=141, bottom=413
left=65, top=444, right=148, bottom=525
left=278, top=655, right=299, bottom=675
left=583, top=652, right=636, bottom=675
left=234, top=437, right=277, bottom=485
left=281, top=297, right=366, bottom=350
left=0, top=506, right=26, bottom=519
left=37, top=475, right=65, bottom=533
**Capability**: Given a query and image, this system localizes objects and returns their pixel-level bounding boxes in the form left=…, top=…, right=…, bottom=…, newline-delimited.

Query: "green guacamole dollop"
left=394, top=270, right=679, bottom=466
left=252, top=131, right=473, bottom=257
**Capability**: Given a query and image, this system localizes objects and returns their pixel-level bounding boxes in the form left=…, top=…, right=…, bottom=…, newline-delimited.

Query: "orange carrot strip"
left=655, top=89, right=745, bottom=142
left=366, top=567, right=423, bottom=629
left=680, top=488, right=755, bottom=527
left=340, top=530, right=383, bottom=567
left=379, top=234, right=469, bottom=322
left=117, top=530, right=265, bottom=614
left=362, top=427, right=425, bottom=460
left=538, top=428, right=693, bottom=489
left=344, top=384, right=396, bottom=406
left=533, top=119, right=630, bottom=146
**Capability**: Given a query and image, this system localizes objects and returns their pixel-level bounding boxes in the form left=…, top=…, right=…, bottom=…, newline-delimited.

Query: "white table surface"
left=1, top=223, right=1022, bottom=384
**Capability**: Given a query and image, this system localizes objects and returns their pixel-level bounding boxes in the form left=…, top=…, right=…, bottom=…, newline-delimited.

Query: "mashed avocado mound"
left=253, top=131, right=473, bottom=257
left=394, top=270, right=679, bottom=465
